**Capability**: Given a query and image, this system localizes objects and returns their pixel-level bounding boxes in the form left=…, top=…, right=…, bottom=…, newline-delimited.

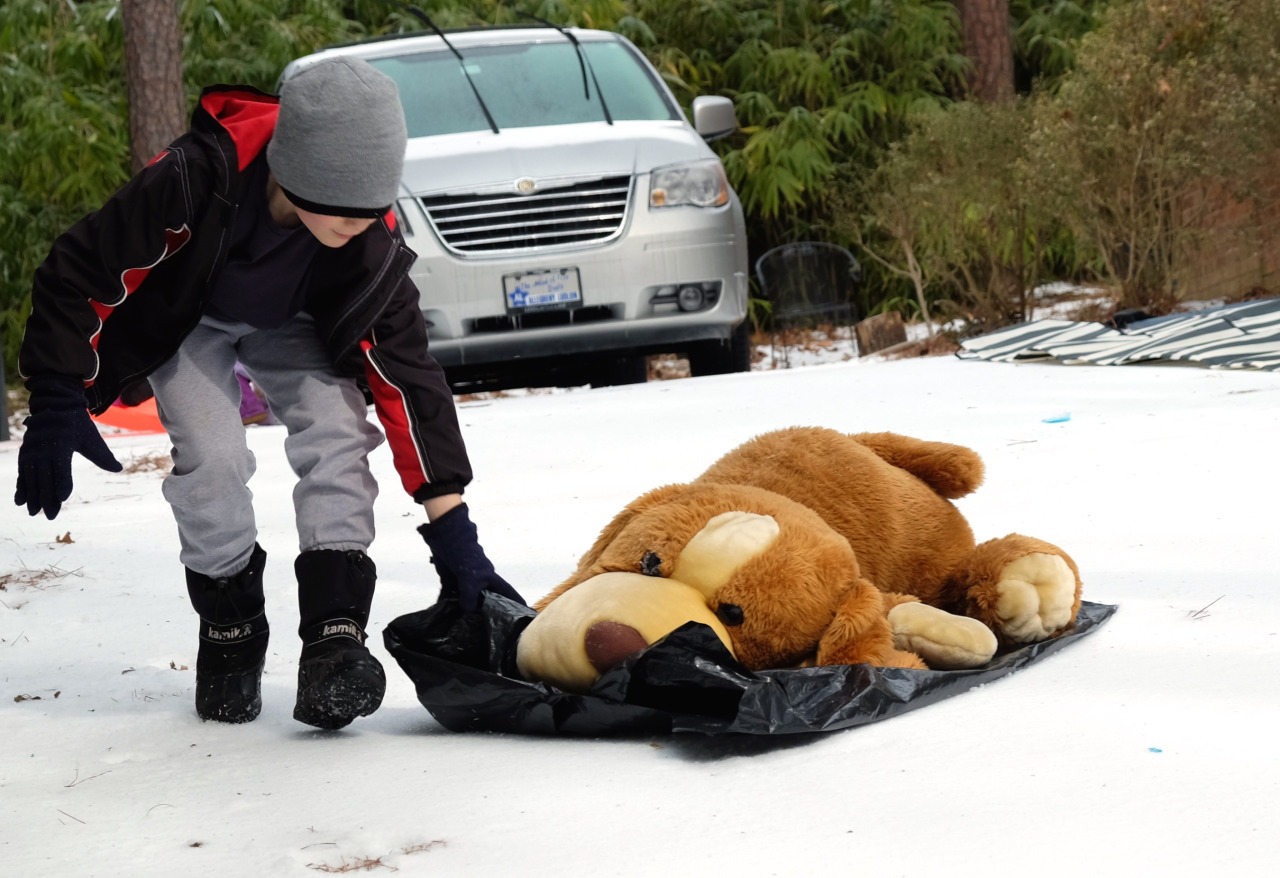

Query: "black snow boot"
left=293, top=549, right=386, bottom=730
left=185, top=544, right=270, bottom=724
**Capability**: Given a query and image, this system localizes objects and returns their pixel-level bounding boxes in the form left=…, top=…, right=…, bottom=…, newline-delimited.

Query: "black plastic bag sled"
left=384, top=594, right=1116, bottom=737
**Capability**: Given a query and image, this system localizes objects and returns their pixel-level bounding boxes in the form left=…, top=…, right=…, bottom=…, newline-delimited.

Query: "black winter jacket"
left=20, top=84, right=471, bottom=500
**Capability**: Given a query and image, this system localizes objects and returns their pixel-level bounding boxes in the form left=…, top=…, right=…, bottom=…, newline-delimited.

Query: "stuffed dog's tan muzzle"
left=517, top=571, right=735, bottom=692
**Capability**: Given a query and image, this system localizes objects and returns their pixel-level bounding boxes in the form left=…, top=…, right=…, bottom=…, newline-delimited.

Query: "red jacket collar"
left=199, top=87, right=279, bottom=172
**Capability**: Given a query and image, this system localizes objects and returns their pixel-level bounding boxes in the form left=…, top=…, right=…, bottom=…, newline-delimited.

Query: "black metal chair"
left=754, top=241, right=861, bottom=367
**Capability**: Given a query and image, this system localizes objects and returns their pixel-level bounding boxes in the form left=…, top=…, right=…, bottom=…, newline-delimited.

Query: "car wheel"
left=687, top=323, right=751, bottom=377
left=591, top=354, right=649, bottom=387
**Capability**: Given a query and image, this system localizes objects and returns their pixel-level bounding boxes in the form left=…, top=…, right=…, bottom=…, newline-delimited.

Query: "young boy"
left=13, top=57, right=524, bottom=729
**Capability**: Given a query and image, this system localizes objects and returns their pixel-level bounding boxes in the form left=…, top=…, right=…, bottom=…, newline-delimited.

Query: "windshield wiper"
left=517, top=12, right=614, bottom=125
left=384, top=1, right=500, bottom=134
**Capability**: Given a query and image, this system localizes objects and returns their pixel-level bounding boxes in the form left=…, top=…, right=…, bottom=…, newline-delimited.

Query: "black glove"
left=418, top=503, right=527, bottom=613
left=14, top=375, right=123, bottom=520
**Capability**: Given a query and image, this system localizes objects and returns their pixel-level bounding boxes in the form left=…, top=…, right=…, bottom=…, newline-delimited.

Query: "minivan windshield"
left=367, top=39, right=679, bottom=137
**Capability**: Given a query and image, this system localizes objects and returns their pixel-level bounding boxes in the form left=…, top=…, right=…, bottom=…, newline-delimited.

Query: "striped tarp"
left=958, top=298, right=1280, bottom=372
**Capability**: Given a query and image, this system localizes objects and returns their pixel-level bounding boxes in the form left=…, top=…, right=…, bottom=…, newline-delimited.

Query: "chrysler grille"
left=419, top=175, right=632, bottom=255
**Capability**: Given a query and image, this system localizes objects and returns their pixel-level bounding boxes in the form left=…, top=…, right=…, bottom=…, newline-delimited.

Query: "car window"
left=368, top=40, right=679, bottom=137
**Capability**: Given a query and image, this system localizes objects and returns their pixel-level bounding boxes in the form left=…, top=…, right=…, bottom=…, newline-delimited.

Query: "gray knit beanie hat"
left=268, top=57, right=407, bottom=218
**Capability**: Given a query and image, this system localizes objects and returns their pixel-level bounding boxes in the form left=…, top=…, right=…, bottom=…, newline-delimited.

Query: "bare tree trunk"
left=954, top=0, right=1014, bottom=102
left=902, top=240, right=935, bottom=336
left=120, top=0, right=186, bottom=173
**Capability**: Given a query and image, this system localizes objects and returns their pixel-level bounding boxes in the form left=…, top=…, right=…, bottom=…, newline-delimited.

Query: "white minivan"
left=281, top=25, right=751, bottom=390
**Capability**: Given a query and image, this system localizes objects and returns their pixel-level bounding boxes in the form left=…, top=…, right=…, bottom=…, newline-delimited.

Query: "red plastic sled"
left=90, top=398, right=166, bottom=435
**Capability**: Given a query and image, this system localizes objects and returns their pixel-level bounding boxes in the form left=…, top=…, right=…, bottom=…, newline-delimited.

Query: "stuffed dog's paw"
left=992, top=552, right=1077, bottom=642
left=948, top=534, right=1083, bottom=648
left=888, top=602, right=996, bottom=669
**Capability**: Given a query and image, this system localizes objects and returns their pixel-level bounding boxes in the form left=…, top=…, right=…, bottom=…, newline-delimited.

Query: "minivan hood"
left=400, top=120, right=715, bottom=196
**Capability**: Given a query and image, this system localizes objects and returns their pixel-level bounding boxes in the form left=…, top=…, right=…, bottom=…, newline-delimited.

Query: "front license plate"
left=503, top=268, right=582, bottom=312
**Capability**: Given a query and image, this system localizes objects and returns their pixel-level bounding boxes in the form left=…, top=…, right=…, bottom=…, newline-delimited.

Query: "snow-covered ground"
left=3, top=352, right=1278, bottom=877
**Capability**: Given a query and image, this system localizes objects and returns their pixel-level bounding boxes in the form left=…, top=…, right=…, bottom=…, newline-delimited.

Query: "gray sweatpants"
left=150, top=313, right=385, bottom=578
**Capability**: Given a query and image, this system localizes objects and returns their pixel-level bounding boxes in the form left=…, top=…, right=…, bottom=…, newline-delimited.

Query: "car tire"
left=591, top=354, right=649, bottom=387
left=687, top=323, right=751, bottom=377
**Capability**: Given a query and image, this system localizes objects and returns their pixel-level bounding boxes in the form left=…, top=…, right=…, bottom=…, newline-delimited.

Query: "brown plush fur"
left=940, top=534, right=1085, bottom=650
left=533, top=427, right=1083, bottom=673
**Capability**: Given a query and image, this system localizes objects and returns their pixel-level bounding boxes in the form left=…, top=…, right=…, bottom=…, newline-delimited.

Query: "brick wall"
left=1178, top=178, right=1280, bottom=301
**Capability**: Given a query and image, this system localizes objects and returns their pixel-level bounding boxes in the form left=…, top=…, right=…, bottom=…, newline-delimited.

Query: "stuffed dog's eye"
left=641, top=552, right=662, bottom=577
left=716, top=603, right=744, bottom=627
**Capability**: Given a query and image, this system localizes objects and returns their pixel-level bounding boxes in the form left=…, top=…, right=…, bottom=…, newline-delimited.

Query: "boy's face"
left=294, top=208, right=377, bottom=248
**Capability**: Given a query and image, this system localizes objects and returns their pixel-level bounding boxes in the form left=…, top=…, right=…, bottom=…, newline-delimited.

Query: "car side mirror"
left=692, top=95, right=737, bottom=142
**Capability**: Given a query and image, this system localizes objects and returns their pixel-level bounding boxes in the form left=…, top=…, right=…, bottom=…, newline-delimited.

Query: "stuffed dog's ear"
left=534, top=483, right=689, bottom=611
left=816, top=576, right=928, bottom=670
left=816, top=578, right=997, bottom=670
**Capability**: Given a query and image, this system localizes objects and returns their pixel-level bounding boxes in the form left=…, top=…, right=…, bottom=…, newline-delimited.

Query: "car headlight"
left=650, top=158, right=730, bottom=208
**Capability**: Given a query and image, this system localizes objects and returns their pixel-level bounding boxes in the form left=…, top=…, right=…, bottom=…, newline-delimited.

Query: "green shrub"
left=833, top=98, right=1071, bottom=332
left=842, top=0, right=1280, bottom=329
left=1030, top=0, right=1280, bottom=310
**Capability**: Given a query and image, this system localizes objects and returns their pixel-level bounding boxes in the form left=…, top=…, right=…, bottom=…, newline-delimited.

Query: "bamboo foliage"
left=0, top=1, right=129, bottom=373
left=1010, top=0, right=1107, bottom=87
left=634, top=0, right=966, bottom=240
left=180, top=0, right=367, bottom=94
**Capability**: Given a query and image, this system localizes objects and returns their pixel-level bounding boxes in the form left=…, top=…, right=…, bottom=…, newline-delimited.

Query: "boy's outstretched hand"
left=418, top=503, right=526, bottom=612
left=14, top=375, right=123, bottom=520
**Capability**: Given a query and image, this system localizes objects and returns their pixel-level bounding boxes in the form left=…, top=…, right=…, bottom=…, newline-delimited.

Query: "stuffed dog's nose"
left=584, top=621, right=649, bottom=674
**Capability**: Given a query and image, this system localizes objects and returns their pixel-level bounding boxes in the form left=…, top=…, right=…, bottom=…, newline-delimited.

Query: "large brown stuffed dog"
left=516, top=427, right=1083, bottom=692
